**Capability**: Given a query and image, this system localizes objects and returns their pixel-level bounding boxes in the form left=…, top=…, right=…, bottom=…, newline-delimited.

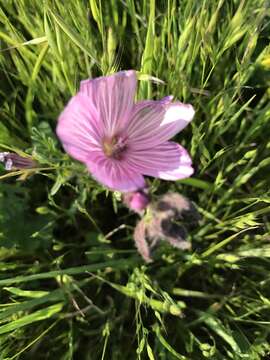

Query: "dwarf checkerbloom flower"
left=56, top=71, right=195, bottom=192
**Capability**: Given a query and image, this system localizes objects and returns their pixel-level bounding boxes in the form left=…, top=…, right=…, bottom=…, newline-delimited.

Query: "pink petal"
left=86, top=157, right=145, bottom=192
left=127, top=100, right=194, bottom=149
left=159, top=95, right=174, bottom=104
left=80, top=70, right=137, bottom=137
left=56, top=93, right=103, bottom=162
left=126, top=142, right=194, bottom=180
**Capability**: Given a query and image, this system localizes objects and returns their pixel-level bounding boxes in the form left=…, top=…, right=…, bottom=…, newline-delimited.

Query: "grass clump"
left=0, top=0, right=270, bottom=359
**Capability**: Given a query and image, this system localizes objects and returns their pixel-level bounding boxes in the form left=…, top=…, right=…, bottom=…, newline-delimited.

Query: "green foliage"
left=0, top=0, right=269, bottom=359
left=0, top=184, right=52, bottom=250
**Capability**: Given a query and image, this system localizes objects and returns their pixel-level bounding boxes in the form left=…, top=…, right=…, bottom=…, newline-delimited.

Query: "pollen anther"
left=102, top=136, right=127, bottom=159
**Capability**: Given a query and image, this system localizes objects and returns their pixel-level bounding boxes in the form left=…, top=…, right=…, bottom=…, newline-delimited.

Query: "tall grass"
left=0, top=0, right=270, bottom=358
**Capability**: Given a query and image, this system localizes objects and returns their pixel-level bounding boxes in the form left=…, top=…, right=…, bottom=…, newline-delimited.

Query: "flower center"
left=102, top=136, right=127, bottom=160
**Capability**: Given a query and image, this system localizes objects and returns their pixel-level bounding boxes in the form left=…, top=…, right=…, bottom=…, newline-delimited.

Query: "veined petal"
left=80, top=70, right=137, bottom=137
left=56, top=93, right=102, bottom=163
left=126, top=142, right=194, bottom=180
left=86, top=158, right=145, bottom=192
left=127, top=100, right=194, bottom=149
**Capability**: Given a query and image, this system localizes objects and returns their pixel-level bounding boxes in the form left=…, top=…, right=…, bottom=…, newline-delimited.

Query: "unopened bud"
left=123, top=189, right=150, bottom=213
left=0, top=152, right=37, bottom=170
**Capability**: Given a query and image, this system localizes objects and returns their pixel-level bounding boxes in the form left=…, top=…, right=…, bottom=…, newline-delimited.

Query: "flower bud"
left=0, top=152, right=36, bottom=170
left=123, top=190, right=150, bottom=213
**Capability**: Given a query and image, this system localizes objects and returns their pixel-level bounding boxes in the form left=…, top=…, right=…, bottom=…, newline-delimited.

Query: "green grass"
left=0, top=0, right=270, bottom=358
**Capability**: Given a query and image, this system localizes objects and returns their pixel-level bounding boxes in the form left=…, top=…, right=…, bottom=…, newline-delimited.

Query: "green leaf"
left=48, top=9, right=100, bottom=68
left=4, top=287, right=49, bottom=298
left=0, top=303, right=63, bottom=335
left=146, top=344, right=155, bottom=360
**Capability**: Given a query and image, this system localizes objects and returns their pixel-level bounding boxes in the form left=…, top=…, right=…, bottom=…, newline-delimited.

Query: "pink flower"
left=56, top=70, right=195, bottom=192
